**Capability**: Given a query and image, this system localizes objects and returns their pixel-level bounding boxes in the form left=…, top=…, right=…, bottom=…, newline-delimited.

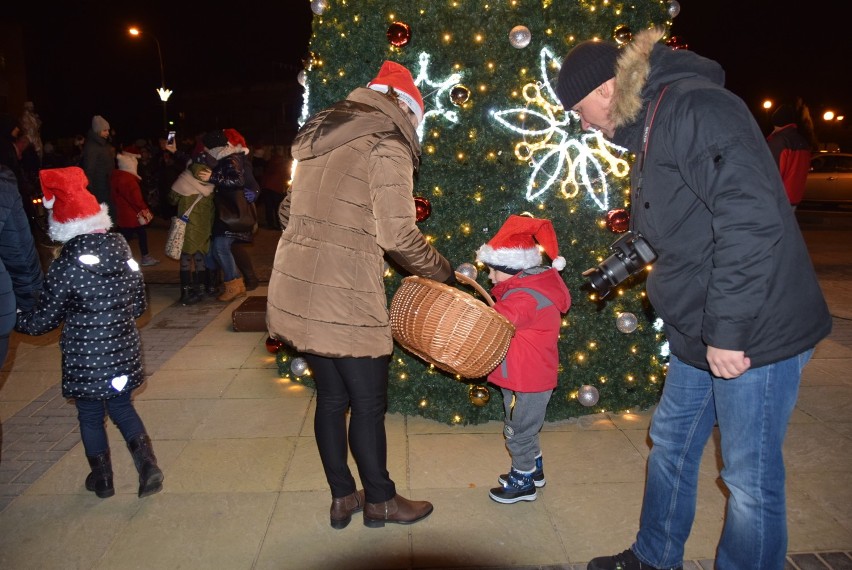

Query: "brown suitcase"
left=231, top=295, right=268, bottom=332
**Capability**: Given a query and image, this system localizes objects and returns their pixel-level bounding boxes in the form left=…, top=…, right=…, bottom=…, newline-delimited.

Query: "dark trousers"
left=119, top=227, right=150, bottom=257
left=75, top=391, right=146, bottom=456
left=304, top=354, right=396, bottom=503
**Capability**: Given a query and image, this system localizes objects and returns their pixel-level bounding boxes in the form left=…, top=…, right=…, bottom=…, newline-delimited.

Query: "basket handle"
left=454, top=271, right=495, bottom=307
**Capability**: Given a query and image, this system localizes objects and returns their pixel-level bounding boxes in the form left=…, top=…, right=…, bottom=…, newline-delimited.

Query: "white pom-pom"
left=551, top=256, right=566, bottom=271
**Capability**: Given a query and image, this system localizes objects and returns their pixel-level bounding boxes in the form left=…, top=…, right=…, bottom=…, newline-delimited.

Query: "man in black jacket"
left=557, top=28, right=831, bottom=570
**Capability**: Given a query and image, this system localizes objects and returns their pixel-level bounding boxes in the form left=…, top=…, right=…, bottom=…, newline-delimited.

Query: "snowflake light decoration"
left=491, top=47, right=630, bottom=210
left=412, top=52, right=463, bottom=140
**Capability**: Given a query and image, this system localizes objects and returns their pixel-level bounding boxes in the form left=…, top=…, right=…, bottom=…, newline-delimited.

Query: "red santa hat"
left=476, top=215, right=566, bottom=273
left=38, top=167, right=112, bottom=243
left=367, top=61, right=424, bottom=125
left=224, top=128, right=250, bottom=155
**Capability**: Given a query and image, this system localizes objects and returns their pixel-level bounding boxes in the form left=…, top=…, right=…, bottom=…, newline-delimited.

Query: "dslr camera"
left=583, top=231, right=657, bottom=298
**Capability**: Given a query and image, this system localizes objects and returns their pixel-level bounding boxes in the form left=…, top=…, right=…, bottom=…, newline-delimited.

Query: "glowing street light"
left=762, top=99, right=773, bottom=111
left=128, top=26, right=171, bottom=130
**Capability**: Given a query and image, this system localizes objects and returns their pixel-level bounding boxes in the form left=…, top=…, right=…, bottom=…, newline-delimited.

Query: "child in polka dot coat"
left=15, top=167, right=163, bottom=499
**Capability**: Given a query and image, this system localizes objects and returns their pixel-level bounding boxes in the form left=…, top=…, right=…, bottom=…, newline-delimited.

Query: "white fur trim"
left=476, top=244, right=542, bottom=270
left=48, top=203, right=113, bottom=243
left=116, top=153, right=140, bottom=178
left=368, top=84, right=424, bottom=123
left=552, top=256, right=567, bottom=271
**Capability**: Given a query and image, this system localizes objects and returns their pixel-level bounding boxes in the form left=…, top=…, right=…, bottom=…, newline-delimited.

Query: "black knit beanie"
left=202, top=129, right=228, bottom=149
left=556, top=40, right=620, bottom=109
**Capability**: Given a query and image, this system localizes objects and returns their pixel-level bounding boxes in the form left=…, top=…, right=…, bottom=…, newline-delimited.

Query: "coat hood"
left=611, top=28, right=726, bottom=134
left=61, top=233, right=137, bottom=277
left=292, top=87, right=421, bottom=169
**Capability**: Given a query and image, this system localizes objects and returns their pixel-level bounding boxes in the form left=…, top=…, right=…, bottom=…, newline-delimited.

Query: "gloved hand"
left=443, top=271, right=457, bottom=286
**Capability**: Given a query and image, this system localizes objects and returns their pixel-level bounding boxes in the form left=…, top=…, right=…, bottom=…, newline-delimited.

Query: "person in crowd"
left=16, top=167, right=164, bottom=500
left=259, top=145, right=289, bottom=230
left=267, top=60, right=455, bottom=529
left=80, top=115, right=116, bottom=220
left=168, top=136, right=217, bottom=305
left=766, top=103, right=813, bottom=209
left=110, top=146, right=159, bottom=266
left=0, top=164, right=43, bottom=369
left=475, top=215, right=571, bottom=505
left=555, top=28, right=831, bottom=570
left=19, top=101, right=43, bottom=163
left=207, top=128, right=259, bottom=302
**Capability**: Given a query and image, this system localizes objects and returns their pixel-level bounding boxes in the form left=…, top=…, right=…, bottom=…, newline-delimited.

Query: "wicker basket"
left=389, top=272, right=515, bottom=378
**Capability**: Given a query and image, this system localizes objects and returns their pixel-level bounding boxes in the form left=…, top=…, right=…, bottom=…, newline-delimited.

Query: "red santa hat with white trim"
left=476, top=214, right=566, bottom=274
left=367, top=61, right=425, bottom=125
left=38, top=167, right=112, bottom=243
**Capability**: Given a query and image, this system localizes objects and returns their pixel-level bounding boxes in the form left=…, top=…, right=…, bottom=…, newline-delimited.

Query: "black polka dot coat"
left=16, top=232, right=147, bottom=400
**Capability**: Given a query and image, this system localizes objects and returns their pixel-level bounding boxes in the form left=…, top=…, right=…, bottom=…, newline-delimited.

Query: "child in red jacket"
left=476, top=215, right=572, bottom=504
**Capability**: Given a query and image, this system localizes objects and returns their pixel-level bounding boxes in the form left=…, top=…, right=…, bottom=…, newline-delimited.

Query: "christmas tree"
left=277, top=0, right=681, bottom=424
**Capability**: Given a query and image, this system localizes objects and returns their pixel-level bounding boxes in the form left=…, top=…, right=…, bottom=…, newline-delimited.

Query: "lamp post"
left=128, top=27, right=172, bottom=130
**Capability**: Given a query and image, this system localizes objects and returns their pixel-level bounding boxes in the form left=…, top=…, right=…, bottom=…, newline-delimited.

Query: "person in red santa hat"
left=110, top=145, right=159, bottom=266
left=268, top=59, right=453, bottom=530
left=15, top=167, right=163, bottom=499
left=475, top=214, right=572, bottom=504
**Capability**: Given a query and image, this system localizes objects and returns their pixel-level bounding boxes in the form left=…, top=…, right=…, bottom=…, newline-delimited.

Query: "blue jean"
left=75, top=391, right=147, bottom=456
left=633, top=350, right=812, bottom=570
left=211, top=235, right=239, bottom=281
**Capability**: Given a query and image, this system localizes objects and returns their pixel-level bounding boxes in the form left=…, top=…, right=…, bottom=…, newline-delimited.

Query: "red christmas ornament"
left=386, top=22, right=412, bottom=47
left=606, top=209, right=630, bottom=233
left=414, top=196, right=431, bottom=222
left=665, top=36, right=688, bottom=50
left=265, top=337, right=284, bottom=353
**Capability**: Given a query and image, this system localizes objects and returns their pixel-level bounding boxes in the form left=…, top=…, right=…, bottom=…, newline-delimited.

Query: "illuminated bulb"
left=443, top=33, right=452, bottom=43
left=399, top=373, right=407, bottom=380
left=419, top=399, right=428, bottom=407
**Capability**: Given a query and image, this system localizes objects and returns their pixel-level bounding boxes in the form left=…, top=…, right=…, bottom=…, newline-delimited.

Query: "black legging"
left=304, top=354, right=396, bottom=503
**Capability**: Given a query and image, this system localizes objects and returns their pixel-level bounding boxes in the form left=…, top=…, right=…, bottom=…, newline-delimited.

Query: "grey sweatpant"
left=500, top=388, right=553, bottom=471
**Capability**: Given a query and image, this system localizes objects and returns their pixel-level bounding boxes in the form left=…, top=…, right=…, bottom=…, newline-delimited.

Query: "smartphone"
left=167, top=131, right=176, bottom=145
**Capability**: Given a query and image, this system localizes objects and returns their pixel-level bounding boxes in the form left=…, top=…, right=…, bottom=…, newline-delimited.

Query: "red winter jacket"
left=110, top=170, right=149, bottom=228
left=487, top=267, right=571, bottom=393
left=767, top=124, right=811, bottom=206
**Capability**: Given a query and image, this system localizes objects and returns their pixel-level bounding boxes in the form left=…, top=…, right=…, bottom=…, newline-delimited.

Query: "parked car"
left=801, top=152, right=852, bottom=206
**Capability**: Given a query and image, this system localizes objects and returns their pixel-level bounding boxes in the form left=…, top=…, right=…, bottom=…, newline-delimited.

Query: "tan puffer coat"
left=267, top=88, right=453, bottom=358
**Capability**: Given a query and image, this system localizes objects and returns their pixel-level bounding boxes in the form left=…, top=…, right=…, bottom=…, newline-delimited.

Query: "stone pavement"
left=0, top=217, right=850, bottom=569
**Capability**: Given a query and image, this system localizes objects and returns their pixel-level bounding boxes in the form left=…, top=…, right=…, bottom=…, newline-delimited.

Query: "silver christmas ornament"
left=667, top=0, right=681, bottom=19
left=290, top=357, right=310, bottom=377
left=297, top=70, right=306, bottom=87
left=456, top=263, right=478, bottom=281
left=509, top=25, right=532, bottom=49
left=616, top=312, right=639, bottom=334
left=311, top=0, right=329, bottom=16
left=578, top=385, right=600, bottom=407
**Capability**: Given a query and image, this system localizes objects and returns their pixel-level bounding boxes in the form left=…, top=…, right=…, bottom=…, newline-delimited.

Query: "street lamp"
left=128, top=26, right=172, bottom=130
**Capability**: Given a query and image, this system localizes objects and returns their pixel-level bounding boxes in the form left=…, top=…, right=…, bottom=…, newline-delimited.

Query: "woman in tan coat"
left=267, top=61, right=454, bottom=529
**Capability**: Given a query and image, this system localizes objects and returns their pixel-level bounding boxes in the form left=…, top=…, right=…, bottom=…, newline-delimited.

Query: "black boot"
left=193, top=269, right=207, bottom=301
left=205, top=268, right=221, bottom=297
left=127, top=434, right=164, bottom=498
left=232, top=242, right=260, bottom=291
left=179, top=270, right=202, bottom=306
left=85, top=451, right=115, bottom=498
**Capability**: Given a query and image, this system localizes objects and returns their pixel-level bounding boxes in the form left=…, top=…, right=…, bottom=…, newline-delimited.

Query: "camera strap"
left=635, top=85, right=670, bottom=197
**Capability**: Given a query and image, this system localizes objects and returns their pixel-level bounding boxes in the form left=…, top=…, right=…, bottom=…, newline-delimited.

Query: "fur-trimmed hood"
left=611, top=27, right=726, bottom=134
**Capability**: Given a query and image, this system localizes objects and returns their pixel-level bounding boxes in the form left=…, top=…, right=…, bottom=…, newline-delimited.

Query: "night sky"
left=9, top=1, right=849, bottom=144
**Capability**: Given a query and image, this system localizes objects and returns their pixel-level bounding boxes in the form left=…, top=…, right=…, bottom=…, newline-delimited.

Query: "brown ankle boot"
left=363, top=493, right=433, bottom=528
left=330, top=490, right=365, bottom=529
left=217, top=277, right=246, bottom=302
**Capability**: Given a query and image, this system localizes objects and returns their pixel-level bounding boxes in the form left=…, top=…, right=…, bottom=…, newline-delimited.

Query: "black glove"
left=443, top=271, right=457, bottom=286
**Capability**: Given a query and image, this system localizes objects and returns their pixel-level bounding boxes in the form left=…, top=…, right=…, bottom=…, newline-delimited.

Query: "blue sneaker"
left=498, top=454, right=545, bottom=488
left=489, top=467, right=536, bottom=504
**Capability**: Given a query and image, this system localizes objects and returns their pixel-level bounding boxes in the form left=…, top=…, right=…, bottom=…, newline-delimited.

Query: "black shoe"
left=587, top=549, right=681, bottom=570
left=488, top=468, right=536, bottom=504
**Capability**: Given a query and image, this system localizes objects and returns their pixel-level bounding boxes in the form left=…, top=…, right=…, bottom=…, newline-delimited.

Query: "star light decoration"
left=491, top=47, right=630, bottom=210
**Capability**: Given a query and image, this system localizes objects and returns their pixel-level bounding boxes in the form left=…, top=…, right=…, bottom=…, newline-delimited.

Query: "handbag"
left=215, top=189, right=257, bottom=233
left=136, top=208, right=154, bottom=226
left=165, top=195, right=203, bottom=260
